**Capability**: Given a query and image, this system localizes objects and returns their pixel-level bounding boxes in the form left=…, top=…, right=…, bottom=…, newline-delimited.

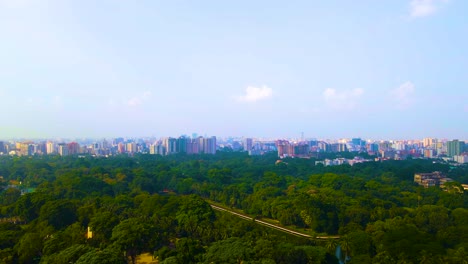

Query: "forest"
left=0, top=152, right=467, bottom=264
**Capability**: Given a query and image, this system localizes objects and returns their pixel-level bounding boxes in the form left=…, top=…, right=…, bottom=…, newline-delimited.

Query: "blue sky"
left=0, top=0, right=467, bottom=140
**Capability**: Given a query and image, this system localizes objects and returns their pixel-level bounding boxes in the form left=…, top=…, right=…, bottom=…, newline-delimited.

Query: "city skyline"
left=1, top=1, right=467, bottom=139
left=1, top=135, right=466, bottom=165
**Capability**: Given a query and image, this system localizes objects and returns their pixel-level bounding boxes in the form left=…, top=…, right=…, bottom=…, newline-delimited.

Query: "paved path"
left=209, top=204, right=339, bottom=239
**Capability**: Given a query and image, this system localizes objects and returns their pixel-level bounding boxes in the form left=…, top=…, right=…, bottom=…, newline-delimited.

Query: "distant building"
left=330, top=143, right=348, bottom=153
left=318, top=141, right=330, bottom=152
left=186, top=139, right=200, bottom=154
left=0, top=141, right=6, bottom=154
left=177, top=136, right=189, bottom=153
left=244, top=138, right=253, bottom=152
left=424, top=149, right=435, bottom=158
left=423, top=138, right=436, bottom=148
left=203, top=136, right=217, bottom=154
left=414, top=172, right=453, bottom=188
left=126, top=142, right=137, bottom=154
left=164, top=138, right=177, bottom=155
left=46, top=142, right=55, bottom=154
left=447, top=140, right=465, bottom=157
left=16, top=142, right=34, bottom=156
left=58, top=143, right=69, bottom=156
left=67, top=142, right=80, bottom=155
left=366, top=143, right=379, bottom=153
left=149, top=143, right=166, bottom=155
left=454, top=155, right=468, bottom=164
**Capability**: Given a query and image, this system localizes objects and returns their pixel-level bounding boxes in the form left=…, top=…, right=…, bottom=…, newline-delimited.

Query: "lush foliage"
left=0, top=153, right=467, bottom=263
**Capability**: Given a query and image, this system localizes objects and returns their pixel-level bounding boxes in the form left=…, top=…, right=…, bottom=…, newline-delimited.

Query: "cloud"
left=409, top=0, right=448, bottom=18
left=390, top=81, right=415, bottom=109
left=125, top=90, right=152, bottom=107
left=237, top=85, right=273, bottom=103
left=322, top=88, right=364, bottom=110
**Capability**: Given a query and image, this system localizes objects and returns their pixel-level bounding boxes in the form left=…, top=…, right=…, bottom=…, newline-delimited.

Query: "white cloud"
left=237, top=85, right=273, bottom=103
left=390, top=81, right=415, bottom=109
left=125, top=90, right=152, bottom=107
left=322, top=88, right=364, bottom=110
left=409, top=0, right=448, bottom=18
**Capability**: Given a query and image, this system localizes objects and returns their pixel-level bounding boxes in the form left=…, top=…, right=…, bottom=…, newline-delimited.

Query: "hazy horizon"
left=1, top=1, right=467, bottom=139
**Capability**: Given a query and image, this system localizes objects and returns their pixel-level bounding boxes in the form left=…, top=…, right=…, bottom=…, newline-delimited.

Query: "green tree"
left=203, top=237, right=253, bottom=264
left=39, top=200, right=77, bottom=230
left=75, top=246, right=126, bottom=264
left=15, top=232, right=43, bottom=264
left=176, top=195, right=215, bottom=238
left=111, top=218, right=151, bottom=264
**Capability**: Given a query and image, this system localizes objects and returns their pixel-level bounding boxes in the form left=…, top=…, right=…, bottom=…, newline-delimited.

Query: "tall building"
left=203, top=136, right=217, bottom=154
left=18, top=142, right=33, bottom=156
left=318, top=141, right=330, bottom=152
left=36, top=142, right=47, bottom=154
left=58, top=143, right=69, bottom=156
left=177, top=136, right=189, bottom=153
left=276, top=140, right=289, bottom=157
left=331, top=143, right=348, bottom=153
left=0, top=141, right=5, bottom=154
left=424, top=149, right=434, bottom=158
left=447, top=140, right=465, bottom=157
left=67, top=142, right=80, bottom=155
left=118, top=143, right=125, bottom=154
left=149, top=144, right=157, bottom=155
left=186, top=139, right=200, bottom=154
left=244, top=138, right=253, bottom=152
left=46, top=142, right=55, bottom=154
left=366, top=143, right=379, bottom=153
left=164, top=138, right=177, bottom=154
left=126, top=142, right=137, bottom=153
left=352, top=138, right=364, bottom=148
left=423, top=138, right=435, bottom=148
left=197, top=137, right=205, bottom=153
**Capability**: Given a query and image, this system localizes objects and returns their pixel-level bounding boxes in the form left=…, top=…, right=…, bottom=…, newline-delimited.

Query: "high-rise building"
left=58, top=143, right=69, bottom=156
left=197, top=137, right=205, bottom=153
left=447, top=140, right=465, bottom=157
left=118, top=143, right=125, bottom=154
left=164, top=138, right=177, bottom=154
left=67, top=142, right=80, bottom=155
left=352, top=138, right=364, bottom=147
left=0, top=141, right=5, bottom=154
left=331, top=143, right=348, bottom=153
left=177, top=136, right=189, bottom=153
left=46, top=142, right=55, bottom=154
left=423, top=138, right=435, bottom=148
left=244, top=138, right=253, bottom=152
left=318, top=141, right=330, bottom=152
left=36, top=142, right=47, bottom=154
left=149, top=144, right=157, bottom=154
left=424, top=149, right=434, bottom=158
left=18, top=142, right=33, bottom=156
left=378, top=141, right=392, bottom=151
left=126, top=142, right=137, bottom=153
left=186, top=139, right=199, bottom=154
left=366, top=143, right=379, bottom=153
left=203, top=136, right=217, bottom=154
left=276, top=140, right=289, bottom=157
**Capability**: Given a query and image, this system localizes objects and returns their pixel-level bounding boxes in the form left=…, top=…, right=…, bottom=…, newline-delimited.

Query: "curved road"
left=209, top=204, right=339, bottom=239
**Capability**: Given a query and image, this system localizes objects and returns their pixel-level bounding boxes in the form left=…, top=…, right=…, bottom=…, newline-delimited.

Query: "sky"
left=0, top=0, right=467, bottom=140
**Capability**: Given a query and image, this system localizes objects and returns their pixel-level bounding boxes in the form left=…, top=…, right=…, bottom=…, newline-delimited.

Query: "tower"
left=447, top=140, right=465, bottom=157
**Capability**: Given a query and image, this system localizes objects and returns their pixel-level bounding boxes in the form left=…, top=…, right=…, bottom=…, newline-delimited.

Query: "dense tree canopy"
left=0, top=153, right=466, bottom=263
